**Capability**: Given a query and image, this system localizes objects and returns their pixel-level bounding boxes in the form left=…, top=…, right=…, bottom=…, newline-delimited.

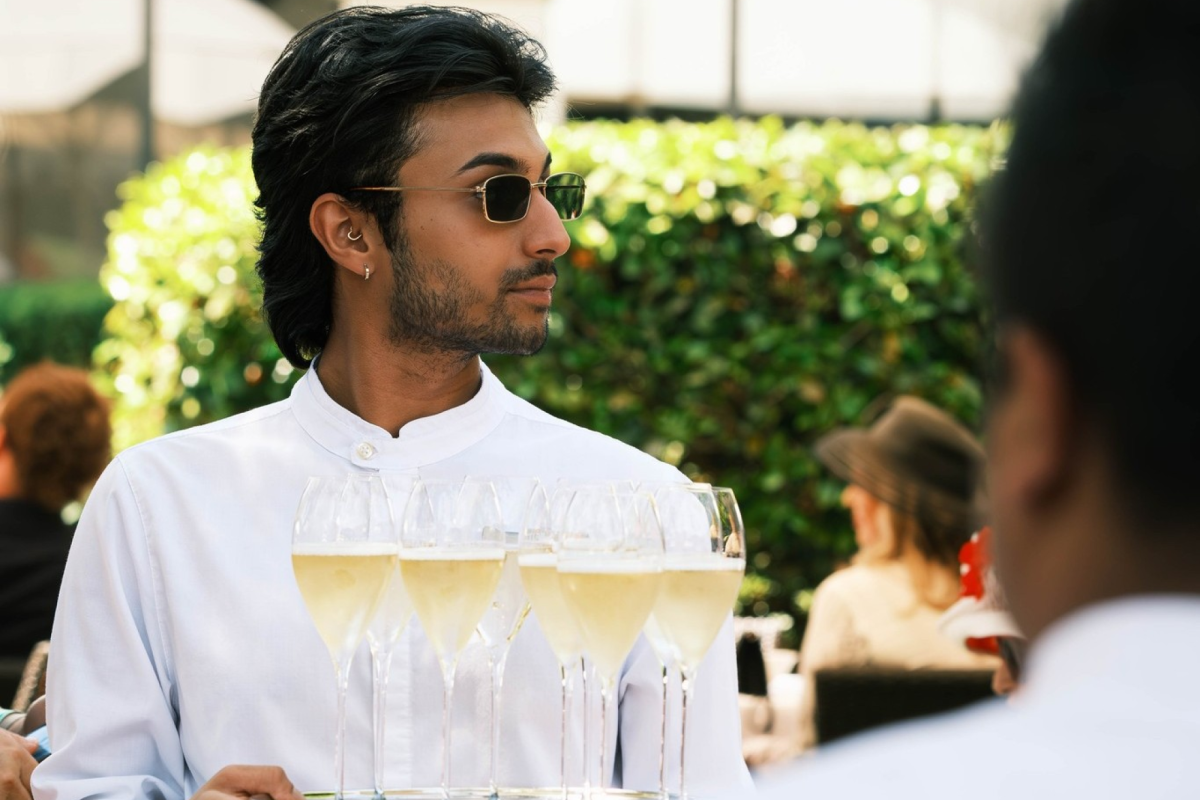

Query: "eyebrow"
left=456, top=151, right=553, bottom=176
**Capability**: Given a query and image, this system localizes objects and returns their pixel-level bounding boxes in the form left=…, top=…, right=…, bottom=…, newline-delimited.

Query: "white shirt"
left=34, top=362, right=752, bottom=800
left=756, top=595, right=1200, bottom=799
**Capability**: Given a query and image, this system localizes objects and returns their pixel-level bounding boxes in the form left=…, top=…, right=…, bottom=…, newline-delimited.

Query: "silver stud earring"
left=348, top=228, right=362, bottom=241
left=363, top=265, right=371, bottom=281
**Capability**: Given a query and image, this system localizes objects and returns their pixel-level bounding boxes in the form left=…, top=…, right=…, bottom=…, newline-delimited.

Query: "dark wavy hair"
left=252, top=5, right=557, bottom=368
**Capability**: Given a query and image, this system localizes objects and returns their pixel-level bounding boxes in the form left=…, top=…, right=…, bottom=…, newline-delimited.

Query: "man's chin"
left=487, top=321, right=550, bottom=356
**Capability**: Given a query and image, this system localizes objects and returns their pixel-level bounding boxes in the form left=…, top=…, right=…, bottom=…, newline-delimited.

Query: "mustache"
left=500, top=259, right=558, bottom=290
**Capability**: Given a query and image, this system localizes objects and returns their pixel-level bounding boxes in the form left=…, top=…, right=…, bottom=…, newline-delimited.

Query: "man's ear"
left=996, top=325, right=1077, bottom=510
left=309, top=193, right=384, bottom=281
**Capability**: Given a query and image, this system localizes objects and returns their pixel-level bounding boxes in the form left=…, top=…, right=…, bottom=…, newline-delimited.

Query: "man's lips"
left=507, top=275, right=557, bottom=301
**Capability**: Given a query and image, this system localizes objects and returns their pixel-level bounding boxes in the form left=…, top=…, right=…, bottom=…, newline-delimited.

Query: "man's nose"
left=523, top=190, right=572, bottom=260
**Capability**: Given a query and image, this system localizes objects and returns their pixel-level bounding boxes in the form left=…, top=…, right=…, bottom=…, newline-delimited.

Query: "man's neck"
left=315, top=336, right=484, bottom=437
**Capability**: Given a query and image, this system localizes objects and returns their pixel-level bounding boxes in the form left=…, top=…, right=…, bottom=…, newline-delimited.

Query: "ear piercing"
left=350, top=228, right=368, bottom=279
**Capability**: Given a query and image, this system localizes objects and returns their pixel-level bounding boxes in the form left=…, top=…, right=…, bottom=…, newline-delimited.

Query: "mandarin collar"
left=290, top=358, right=508, bottom=471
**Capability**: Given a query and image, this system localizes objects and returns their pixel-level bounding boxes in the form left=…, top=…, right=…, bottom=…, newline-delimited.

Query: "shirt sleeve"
left=616, top=617, right=753, bottom=795
left=796, top=576, right=866, bottom=751
left=32, top=459, right=188, bottom=800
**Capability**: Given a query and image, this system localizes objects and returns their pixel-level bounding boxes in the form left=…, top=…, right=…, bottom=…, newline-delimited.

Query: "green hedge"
left=94, top=118, right=1005, bottom=624
left=94, top=147, right=289, bottom=447
left=0, top=280, right=114, bottom=385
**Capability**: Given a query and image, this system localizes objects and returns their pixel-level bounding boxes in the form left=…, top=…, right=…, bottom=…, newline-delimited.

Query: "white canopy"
left=385, top=0, right=1070, bottom=121
left=0, top=0, right=294, bottom=126
left=546, top=0, right=1070, bottom=120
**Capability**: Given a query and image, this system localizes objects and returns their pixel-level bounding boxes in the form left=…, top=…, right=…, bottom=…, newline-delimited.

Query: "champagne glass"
left=364, top=475, right=418, bottom=799
left=292, top=475, right=398, bottom=799
left=638, top=481, right=699, bottom=800
left=473, top=476, right=535, bottom=798
left=711, top=487, right=747, bottom=562
left=518, top=480, right=585, bottom=799
left=558, top=484, right=664, bottom=797
left=651, top=484, right=746, bottom=800
left=400, top=478, right=506, bottom=799
left=548, top=479, right=615, bottom=795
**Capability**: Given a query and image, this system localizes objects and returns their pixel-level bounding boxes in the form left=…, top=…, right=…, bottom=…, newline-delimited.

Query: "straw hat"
left=814, top=395, right=986, bottom=533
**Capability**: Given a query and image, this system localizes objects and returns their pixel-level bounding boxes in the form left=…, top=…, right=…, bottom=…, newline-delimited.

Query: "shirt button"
left=355, top=442, right=376, bottom=460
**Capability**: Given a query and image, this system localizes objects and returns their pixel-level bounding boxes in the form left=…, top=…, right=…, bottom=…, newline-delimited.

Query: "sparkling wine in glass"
left=558, top=485, right=664, bottom=797
left=400, top=478, right=506, bottom=799
left=364, top=475, right=418, bottom=798
left=651, top=484, right=746, bottom=800
left=292, top=475, right=398, bottom=799
left=518, top=480, right=585, bottom=799
left=637, top=481, right=699, bottom=800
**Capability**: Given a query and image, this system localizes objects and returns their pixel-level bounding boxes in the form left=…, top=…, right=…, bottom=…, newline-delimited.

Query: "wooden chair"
left=10, top=640, right=49, bottom=712
left=814, top=667, right=995, bottom=746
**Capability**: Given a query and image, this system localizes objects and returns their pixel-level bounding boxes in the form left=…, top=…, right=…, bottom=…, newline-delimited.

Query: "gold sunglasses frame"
left=347, top=171, right=586, bottom=224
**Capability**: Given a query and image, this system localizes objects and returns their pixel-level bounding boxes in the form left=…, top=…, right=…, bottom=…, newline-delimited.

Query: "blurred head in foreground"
left=816, top=395, right=986, bottom=607
left=0, top=362, right=111, bottom=513
left=982, top=0, right=1200, bottom=642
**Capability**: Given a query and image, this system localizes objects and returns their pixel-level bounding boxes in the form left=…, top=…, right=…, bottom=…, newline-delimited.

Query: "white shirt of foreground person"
left=754, top=596, right=1200, bottom=799
left=33, top=363, right=752, bottom=800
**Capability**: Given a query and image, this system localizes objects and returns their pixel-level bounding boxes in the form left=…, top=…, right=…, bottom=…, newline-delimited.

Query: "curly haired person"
left=0, top=362, right=110, bottom=659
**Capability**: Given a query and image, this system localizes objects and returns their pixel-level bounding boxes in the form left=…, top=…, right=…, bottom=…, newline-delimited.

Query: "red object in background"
left=957, top=526, right=1000, bottom=656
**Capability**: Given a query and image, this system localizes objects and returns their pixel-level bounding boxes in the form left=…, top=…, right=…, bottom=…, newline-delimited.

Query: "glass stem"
left=559, top=662, right=573, bottom=800
left=335, top=658, right=352, bottom=800
left=581, top=658, right=591, bottom=793
left=679, top=668, right=696, bottom=800
left=440, top=659, right=458, bottom=800
left=598, top=679, right=612, bottom=797
left=490, top=648, right=512, bottom=798
left=371, top=644, right=394, bottom=798
left=658, top=663, right=669, bottom=800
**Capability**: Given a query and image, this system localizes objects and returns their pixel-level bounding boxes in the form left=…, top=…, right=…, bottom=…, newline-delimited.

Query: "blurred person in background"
left=794, top=396, right=996, bottom=752
left=0, top=363, right=110, bottom=659
left=757, top=0, right=1200, bottom=795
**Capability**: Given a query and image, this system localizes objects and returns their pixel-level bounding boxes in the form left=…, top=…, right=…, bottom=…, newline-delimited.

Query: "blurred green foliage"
left=90, top=118, right=1004, bottom=621
left=531, top=118, right=1003, bottom=617
left=0, top=280, right=113, bottom=385
left=94, top=147, right=293, bottom=447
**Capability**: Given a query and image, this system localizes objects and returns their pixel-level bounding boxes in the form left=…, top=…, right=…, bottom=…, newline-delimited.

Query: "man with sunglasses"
left=34, top=7, right=751, bottom=800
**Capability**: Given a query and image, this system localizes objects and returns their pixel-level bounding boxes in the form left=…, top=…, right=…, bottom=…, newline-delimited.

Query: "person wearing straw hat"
left=794, top=396, right=997, bottom=751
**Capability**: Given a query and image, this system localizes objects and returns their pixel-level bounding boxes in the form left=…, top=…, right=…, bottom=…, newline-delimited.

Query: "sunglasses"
left=348, top=172, right=586, bottom=224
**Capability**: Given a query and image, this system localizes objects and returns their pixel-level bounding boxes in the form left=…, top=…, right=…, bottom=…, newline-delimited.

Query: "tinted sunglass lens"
left=545, top=173, right=586, bottom=220
left=484, top=175, right=532, bottom=222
